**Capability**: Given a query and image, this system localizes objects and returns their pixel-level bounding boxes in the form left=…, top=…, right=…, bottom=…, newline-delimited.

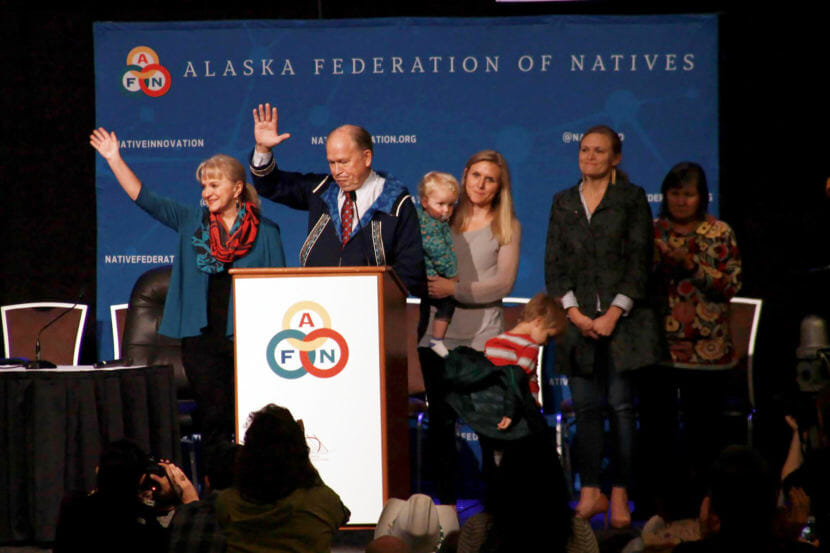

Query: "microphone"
left=29, top=289, right=86, bottom=369
left=348, top=191, right=372, bottom=266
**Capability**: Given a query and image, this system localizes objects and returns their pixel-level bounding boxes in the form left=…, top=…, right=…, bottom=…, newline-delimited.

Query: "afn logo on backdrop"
left=121, top=46, right=172, bottom=98
left=266, top=301, right=350, bottom=380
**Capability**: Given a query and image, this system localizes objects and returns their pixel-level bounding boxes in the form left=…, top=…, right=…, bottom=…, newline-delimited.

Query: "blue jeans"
left=569, top=342, right=635, bottom=489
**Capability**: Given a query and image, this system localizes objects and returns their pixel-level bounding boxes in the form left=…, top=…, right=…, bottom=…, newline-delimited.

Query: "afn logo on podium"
left=266, top=301, right=350, bottom=380
left=121, top=46, right=172, bottom=98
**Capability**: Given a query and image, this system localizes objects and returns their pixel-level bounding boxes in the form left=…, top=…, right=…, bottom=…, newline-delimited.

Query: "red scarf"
left=208, top=202, right=260, bottom=263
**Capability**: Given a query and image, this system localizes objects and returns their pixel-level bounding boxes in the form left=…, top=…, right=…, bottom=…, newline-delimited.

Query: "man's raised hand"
left=253, top=103, right=291, bottom=153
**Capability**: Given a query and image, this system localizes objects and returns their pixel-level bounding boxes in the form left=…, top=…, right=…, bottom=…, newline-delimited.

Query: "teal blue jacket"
left=135, top=187, right=286, bottom=338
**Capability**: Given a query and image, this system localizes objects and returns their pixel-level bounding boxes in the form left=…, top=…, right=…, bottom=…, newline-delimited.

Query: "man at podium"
left=249, top=103, right=426, bottom=296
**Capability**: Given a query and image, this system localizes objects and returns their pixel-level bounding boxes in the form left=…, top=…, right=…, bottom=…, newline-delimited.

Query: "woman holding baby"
left=418, top=149, right=521, bottom=508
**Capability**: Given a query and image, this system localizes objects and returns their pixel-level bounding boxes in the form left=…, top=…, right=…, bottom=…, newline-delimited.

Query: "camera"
left=139, top=457, right=166, bottom=491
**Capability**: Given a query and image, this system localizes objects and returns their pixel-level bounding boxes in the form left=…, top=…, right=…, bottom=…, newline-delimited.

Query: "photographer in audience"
left=54, top=439, right=198, bottom=553
left=169, top=442, right=240, bottom=553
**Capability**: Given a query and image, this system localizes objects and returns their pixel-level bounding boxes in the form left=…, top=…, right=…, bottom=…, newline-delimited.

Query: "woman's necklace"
left=582, top=180, right=608, bottom=215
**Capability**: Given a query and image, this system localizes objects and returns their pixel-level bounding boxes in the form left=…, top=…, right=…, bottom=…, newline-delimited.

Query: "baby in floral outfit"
left=415, top=171, right=459, bottom=358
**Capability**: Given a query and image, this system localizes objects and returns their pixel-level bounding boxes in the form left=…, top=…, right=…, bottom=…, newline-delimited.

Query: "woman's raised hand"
left=90, top=127, right=120, bottom=160
left=253, top=103, right=292, bottom=153
left=89, top=127, right=142, bottom=201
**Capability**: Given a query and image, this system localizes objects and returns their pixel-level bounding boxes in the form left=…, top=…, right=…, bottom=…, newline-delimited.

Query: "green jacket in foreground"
left=443, top=346, right=547, bottom=441
left=216, top=484, right=349, bottom=553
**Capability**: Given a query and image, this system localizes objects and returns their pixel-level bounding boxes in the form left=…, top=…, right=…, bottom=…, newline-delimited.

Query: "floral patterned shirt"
left=416, top=203, right=457, bottom=278
left=654, top=215, right=742, bottom=368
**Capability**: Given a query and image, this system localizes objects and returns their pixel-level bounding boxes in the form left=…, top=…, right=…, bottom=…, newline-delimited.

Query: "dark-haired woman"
left=545, top=125, right=660, bottom=528
left=644, top=162, right=742, bottom=511
left=216, top=404, right=349, bottom=553
left=91, top=128, right=286, bottom=454
left=654, top=162, right=741, bottom=368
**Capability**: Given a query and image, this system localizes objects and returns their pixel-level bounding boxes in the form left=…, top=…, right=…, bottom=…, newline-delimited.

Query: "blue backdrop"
left=93, top=15, right=718, bottom=360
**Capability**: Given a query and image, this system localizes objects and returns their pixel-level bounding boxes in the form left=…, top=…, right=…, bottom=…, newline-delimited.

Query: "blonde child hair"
left=417, top=171, right=460, bottom=200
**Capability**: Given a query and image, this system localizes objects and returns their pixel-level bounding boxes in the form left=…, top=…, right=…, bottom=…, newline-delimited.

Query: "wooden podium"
left=230, top=267, right=410, bottom=525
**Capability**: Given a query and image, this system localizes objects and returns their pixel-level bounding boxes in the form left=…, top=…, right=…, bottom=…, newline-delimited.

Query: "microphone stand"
left=30, top=292, right=85, bottom=369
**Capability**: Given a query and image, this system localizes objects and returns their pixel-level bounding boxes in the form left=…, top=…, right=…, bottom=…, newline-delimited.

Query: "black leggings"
left=419, top=347, right=459, bottom=504
left=181, top=332, right=235, bottom=453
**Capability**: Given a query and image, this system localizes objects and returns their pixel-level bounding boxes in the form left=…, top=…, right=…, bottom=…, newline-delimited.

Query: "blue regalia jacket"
left=250, top=152, right=426, bottom=296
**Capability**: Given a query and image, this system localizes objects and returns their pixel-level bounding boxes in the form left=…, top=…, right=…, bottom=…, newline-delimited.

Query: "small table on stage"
left=0, top=364, right=180, bottom=544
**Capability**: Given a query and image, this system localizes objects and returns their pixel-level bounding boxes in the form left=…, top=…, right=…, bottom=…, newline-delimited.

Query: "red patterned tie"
left=340, top=194, right=354, bottom=247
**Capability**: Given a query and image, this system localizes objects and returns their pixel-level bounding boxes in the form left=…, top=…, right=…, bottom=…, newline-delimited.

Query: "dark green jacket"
left=216, top=484, right=349, bottom=553
left=544, top=177, right=661, bottom=375
left=443, top=347, right=547, bottom=441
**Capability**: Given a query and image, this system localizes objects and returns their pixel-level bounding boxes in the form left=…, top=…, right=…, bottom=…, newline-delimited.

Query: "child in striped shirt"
left=484, top=292, right=566, bottom=430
